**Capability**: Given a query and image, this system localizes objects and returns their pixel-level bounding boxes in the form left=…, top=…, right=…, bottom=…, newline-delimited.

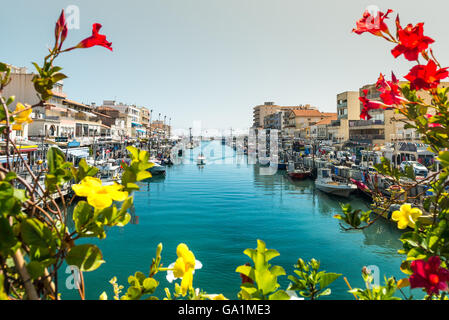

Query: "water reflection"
left=362, top=217, right=403, bottom=251
left=249, top=156, right=403, bottom=255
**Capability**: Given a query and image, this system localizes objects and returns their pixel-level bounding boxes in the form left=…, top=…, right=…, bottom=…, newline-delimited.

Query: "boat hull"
left=315, top=182, right=356, bottom=198
left=288, top=171, right=310, bottom=180
left=149, top=165, right=166, bottom=175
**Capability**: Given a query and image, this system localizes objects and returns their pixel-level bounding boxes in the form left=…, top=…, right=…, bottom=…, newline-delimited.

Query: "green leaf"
left=317, top=288, right=332, bottom=297
left=26, top=261, right=45, bottom=279
left=318, top=273, right=341, bottom=290
left=126, top=146, right=139, bottom=160
left=240, top=282, right=258, bottom=296
left=270, top=265, right=286, bottom=277
left=21, top=218, right=50, bottom=248
left=142, top=278, right=158, bottom=293
left=236, top=265, right=254, bottom=279
left=257, top=270, right=278, bottom=295
left=268, top=290, right=290, bottom=300
left=125, top=286, right=141, bottom=300
left=73, top=201, right=94, bottom=232
left=51, top=73, right=67, bottom=83
left=0, top=274, right=8, bottom=300
left=0, top=217, right=17, bottom=250
left=265, top=249, right=280, bottom=262
left=66, top=244, right=105, bottom=272
left=4, top=172, right=16, bottom=182
left=136, top=171, right=152, bottom=181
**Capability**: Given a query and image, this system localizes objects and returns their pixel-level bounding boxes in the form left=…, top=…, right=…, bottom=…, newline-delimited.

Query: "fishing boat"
left=287, top=161, right=311, bottom=180
left=315, top=168, right=357, bottom=198
left=197, top=153, right=206, bottom=165
left=288, top=168, right=311, bottom=180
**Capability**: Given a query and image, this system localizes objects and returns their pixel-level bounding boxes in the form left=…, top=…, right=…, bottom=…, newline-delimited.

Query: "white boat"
left=148, top=159, right=166, bottom=175
left=315, top=168, right=357, bottom=198
left=197, top=154, right=206, bottom=165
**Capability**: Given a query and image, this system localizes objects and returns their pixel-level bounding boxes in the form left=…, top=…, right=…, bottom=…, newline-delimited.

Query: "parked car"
left=400, top=161, right=428, bottom=177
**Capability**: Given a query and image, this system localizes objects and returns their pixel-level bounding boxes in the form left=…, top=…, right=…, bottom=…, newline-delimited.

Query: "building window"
left=76, top=123, right=82, bottom=137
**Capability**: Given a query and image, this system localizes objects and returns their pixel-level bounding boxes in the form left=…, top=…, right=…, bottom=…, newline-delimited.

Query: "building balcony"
left=349, top=134, right=385, bottom=143
left=349, top=119, right=384, bottom=128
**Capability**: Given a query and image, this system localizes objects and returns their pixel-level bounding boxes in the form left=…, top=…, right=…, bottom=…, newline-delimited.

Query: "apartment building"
left=253, top=102, right=318, bottom=129
left=263, top=110, right=289, bottom=131
left=283, top=109, right=336, bottom=138
left=1, top=66, right=65, bottom=141
left=139, top=106, right=150, bottom=129
left=347, top=82, right=449, bottom=145
left=310, top=114, right=338, bottom=140
left=102, top=100, right=142, bottom=138
left=327, top=91, right=360, bottom=143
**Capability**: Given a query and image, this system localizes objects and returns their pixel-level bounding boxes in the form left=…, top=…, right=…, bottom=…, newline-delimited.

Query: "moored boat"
left=315, top=168, right=357, bottom=198
left=197, top=153, right=206, bottom=165
left=288, top=169, right=311, bottom=180
left=148, top=159, right=166, bottom=175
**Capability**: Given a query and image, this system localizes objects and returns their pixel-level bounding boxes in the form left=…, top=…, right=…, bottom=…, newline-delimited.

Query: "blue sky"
left=2, top=0, right=449, bottom=132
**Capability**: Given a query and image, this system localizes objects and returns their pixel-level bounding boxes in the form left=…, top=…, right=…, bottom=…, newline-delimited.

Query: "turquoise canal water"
left=61, top=141, right=419, bottom=300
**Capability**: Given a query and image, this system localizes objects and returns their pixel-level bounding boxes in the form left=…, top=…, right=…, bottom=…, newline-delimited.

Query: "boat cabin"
left=317, top=168, right=332, bottom=181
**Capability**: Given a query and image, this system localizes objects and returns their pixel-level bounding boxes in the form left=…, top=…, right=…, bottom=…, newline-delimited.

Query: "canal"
left=61, top=141, right=419, bottom=300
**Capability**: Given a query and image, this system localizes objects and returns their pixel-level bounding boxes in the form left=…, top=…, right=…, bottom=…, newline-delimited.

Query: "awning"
left=17, top=145, right=38, bottom=152
left=136, top=129, right=146, bottom=133
left=131, top=122, right=142, bottom=127
left=0, top=155, right=28, bottom=163
left=68, top=140, right=80, bottom=147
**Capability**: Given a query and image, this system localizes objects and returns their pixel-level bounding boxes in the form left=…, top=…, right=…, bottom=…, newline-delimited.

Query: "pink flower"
left=410, top=256, right=449, bottom=295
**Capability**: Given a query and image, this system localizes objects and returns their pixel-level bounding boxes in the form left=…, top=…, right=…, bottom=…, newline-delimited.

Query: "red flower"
left=425, top=114, right=443, bottom=128
left=376, top=72, right=407, bottom=105
left=76, top=23, right=113, bottom=51
left=352, top=9, right=393, bottom=37
left=391, top=23, right=434, bottom=61
left=404, top=60, right=449, bottom=91
left=55, top=10, right=68, bottom=49
left=350, top=178, right=368, bottom=191
left=409, top=256, right=449, bottom=295
left=359, top=89, right=386, bottom=120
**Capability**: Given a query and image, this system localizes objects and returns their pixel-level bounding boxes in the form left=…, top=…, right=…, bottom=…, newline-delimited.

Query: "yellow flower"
left=12, top=103, right=33, bottom=130
left=72, top=176, right=128, bottom=210
left=209, top=294, right=227, bottom=300
left=166, top=243, right=202, bottom=296
left=391, top=204, right=422, bottom=229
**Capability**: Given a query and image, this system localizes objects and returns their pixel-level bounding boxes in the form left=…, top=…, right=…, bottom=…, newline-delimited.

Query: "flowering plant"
left=335, top=7, right=449, bottom=300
